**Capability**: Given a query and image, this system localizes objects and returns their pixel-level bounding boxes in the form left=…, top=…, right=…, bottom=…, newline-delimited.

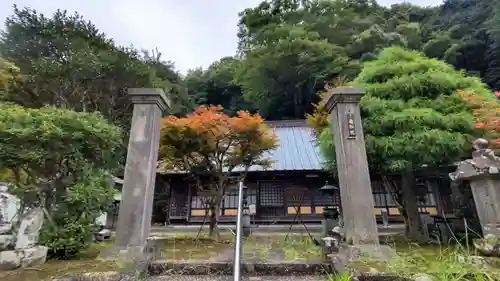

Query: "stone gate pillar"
left=114, top=88, right=169, bottom=256
left=323, top=86, right=379, bottom=245
left=450, top=138, right=500, bottom=236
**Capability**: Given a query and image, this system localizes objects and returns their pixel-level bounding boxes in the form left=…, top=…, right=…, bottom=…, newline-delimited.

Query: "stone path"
left=148, top=275, right=327, bottom=281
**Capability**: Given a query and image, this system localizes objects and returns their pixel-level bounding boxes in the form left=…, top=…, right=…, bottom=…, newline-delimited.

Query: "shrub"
left=39, top=169, right=115, bottom=259
left=0, top=102, right=122, bottom=258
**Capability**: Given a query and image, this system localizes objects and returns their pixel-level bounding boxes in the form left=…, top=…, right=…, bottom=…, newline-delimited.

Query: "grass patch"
left=349, top=237, right=500, bottom=281
left=386, top=246, right=500, bottom=280
left=281, top=236, right=322, bottom=261
left=0, top=235, right=234, bottom=281
left=243, top=235, right=322, bottom=261
left=155, top=234, right=233, bottom=260
left=157, top=233, right=323, bottom=261
left=1, top=233, right=324, bottom=281
left=7, top=233, right=499, bottom=281
left=0, top=242, right=117, bottom=281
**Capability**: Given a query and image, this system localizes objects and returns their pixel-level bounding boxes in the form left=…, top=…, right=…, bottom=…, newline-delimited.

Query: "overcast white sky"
left=0, top=0, right=442, bottom=73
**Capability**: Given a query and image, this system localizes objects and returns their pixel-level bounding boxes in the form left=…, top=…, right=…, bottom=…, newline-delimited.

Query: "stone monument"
left=322, top=86, right=379, bottom=246
left=450, top=138, right=500, bottom=256
left=449, top=138, right=500, bottom=236
left=100, top=88, right=168, bottom=265
left=0, top=184, right=48, bottom=269
left=322, top=87, right=397, bottom=270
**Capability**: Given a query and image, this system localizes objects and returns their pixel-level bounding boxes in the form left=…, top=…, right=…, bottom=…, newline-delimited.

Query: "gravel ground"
left=148, top=275, right=328, bottom=281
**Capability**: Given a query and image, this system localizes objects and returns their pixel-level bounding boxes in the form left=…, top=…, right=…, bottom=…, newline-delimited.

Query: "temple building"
left=107, top=120, right=463, bottom=228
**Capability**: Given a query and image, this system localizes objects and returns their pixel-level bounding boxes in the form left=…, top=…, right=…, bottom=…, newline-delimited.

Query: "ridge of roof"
left=265, top=119, right=307, bottom=128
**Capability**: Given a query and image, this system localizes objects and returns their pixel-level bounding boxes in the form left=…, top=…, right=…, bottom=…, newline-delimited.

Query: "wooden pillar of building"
left=323, top=86, right=379, bottom=246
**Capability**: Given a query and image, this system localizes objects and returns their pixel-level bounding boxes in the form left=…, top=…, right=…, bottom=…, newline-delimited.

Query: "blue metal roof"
left=245, top=120, right=322, bottom=172
left=157, top=120, right=323, bottom=174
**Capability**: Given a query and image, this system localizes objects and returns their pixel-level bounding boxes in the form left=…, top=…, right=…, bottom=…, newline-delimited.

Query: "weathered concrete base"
left=98, top=244, right=145, bottom=260
left=97, top=244, right=155, bottom=276
left=98, top=235, right=164, bottom=260
left=473, top=238, right=500, bottom=257
left=347, top=244, right=397, bottom=260
left=0, top=245, right=48, bottom=270
left=331, top=244, right=396, bottom=262
left=327, top=244, right=396, bottom=273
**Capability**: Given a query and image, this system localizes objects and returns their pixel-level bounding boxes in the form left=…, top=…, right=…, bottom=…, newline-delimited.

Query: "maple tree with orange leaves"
left=457, top=89, right=500, bottom=146
left=159, top=105, right=277, bottom=238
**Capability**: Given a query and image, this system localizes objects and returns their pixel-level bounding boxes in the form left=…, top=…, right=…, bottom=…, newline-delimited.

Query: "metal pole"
left=233, top=181, right=245, bottom=281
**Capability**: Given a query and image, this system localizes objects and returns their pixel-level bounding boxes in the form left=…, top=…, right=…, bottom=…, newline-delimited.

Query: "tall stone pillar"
left=323, top=86, right=379, bottom=245
left=450, top=138, right=500, bottom=236
left=114, top=88, right=168, bottom=255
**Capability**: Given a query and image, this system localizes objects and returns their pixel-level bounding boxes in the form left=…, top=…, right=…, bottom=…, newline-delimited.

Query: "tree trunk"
left=208, top=203, right=216, bottom=236
left=400, top=167, right=426, bottom=242
left=208, top=197, right=222, bottom=242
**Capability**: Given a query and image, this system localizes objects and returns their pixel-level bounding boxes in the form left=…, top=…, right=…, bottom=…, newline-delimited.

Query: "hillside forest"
left=0, top=0, right=499, bottom=123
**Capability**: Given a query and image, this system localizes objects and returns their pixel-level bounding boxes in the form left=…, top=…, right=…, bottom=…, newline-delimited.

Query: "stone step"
left=145, top=224, right=405, bottom=235
left=147, top=275, right=326, bottom=281
left=52, top=272, right=329, bottom=281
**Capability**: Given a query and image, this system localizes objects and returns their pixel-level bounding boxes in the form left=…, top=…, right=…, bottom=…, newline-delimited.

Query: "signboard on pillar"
left=346, top=113, right=356, bottom=139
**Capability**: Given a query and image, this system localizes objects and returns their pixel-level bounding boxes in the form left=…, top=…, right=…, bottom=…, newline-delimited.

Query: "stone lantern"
left=449, top=138, right=500, bottom=237
left=320, top=181, right=340, bottom=237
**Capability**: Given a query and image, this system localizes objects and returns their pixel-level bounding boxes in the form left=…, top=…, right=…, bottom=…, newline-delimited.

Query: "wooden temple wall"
left=163, top=175, right=448, bottom=224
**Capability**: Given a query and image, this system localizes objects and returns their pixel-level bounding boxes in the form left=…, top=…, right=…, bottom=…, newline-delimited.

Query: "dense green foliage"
left=0, top=57, right=19, bottom=89
left=0, top=6, right=196, bottom=174
left=2, top=1, right=499, bottom=122
left=0, top=103, right=122, bottom=175
left=185, top=0, right=500, bottom=120
left=314, top=47, right=496, bottom=240
left=0, top=6, right=193, bottom=126
left=318, top=47, right=493, bottom=173
left=39, top=170, right=115, bottom=259
left=0, top=103, right=122, bottom=258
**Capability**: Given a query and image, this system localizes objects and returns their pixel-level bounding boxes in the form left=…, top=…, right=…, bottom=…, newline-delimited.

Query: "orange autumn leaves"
left=457, top=89, right=500, bottom=146
left=159, top=105, right=278, bottom=172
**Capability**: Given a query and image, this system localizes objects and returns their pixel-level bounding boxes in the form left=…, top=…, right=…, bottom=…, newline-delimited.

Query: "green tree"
left=233, top=0, right=438, bottom=119
left=425, top=0, right=499, bottom=89
left=235, top=24, right=358, bottom=119
left=395, top=22, right=422, bottom=50
left=0, top=57, right=19, bottom=89
left=142, top=49, right=194, bottom=115
left=185, top=57, right=251, bottom=115
left=349, top=24, right=407, bottom=59
left=306, top=0, right=385, bottom=48
left=185, top=0, right=500, bottom=122
left=422, top=36, right=452, bottom=59
left=0, top=102, right=122, bottom=258
left=237, top=0, right=308, bottom=52
left=484, top=0, right=500, bottom=90
left=316, top=47, right=493, bottom=240
left=0, top=6, right=186, bottom=127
